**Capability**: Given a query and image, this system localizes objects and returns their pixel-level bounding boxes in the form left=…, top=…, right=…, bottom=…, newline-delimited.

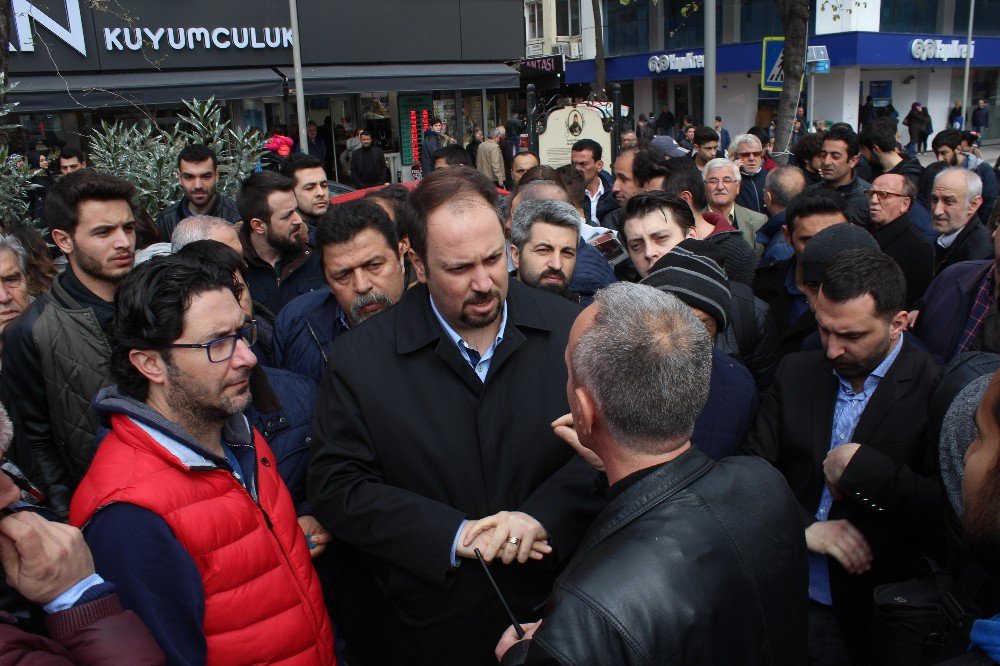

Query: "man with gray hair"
left=703, top=157, right=767, bottom=259
left=729, top=133, right=771, bottom=215
left=171, top=214, right=243, bottom=254
left=759, top=165, right=807, bottom=263
left=495, top=282, right=807, bottom=665
left=510, top=199, right=582, bottom=301
left=0, top=234, right=32, bottom=357
left=931, top=167, right=993, bottom=275
left=477, top=128, right=506, bottom=188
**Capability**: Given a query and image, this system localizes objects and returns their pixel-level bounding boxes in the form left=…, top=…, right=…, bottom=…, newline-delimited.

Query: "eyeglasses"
left=706, top=177, right=738, bottom=186
left=738, top=151, right=763, bottom=158
left=863, top=190, right=909, bottom=201
left=168, top=320, right=257, bottom=363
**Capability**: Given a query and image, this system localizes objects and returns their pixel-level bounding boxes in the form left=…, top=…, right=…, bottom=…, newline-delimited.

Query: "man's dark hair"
left=792, top=133, right=825, bottom=167
left=177, top=143, right=218, bottom=170
left=317, top=199, right=399, bottom=258
left=785, top=188, right=849, bottom=235
left=933, top=129, right=963, bottom=152
left=662, top=157, right=707, bottom=210
left=307, top=120, right=318, bottom=128
left=432, top=144, right=473, bottom=167
left=110, top=256, right=240, bottom=401
left=520, top=165, right=563, bottom=188
left=633, top=149, right=670, bottom=188
left=693, top=126, right=719, bottom=147
left=237, top=171, right=296, bottom=226
left=571, top=138, right=602, bottom=161
left=823, top=125, right=861, bottom=159
left=622, top=191, right=695, bottom=236
left=406, top=167, right=501, bottom=263
left=859, top=118, right=900, bottom=153
left=176, top=239, right=248, bottom=282
left=45, top=169, right=135, bottom=234
left=59, top=147, right=86, bottom=164
left=747, top=126, right=770, bottom=148
left=554, top=165, right=586, bottom=205
left=279, top=153, right=325, bottom=180
left=430, top=117, right=443, bottom=126
left=820, top=248, right=905, bottom=320
left=961, top=130, right=980, bottom=146
left=365, top=184, right=410, bottom=238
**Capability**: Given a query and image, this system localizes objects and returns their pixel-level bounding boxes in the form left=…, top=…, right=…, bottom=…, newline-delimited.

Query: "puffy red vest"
left=71, top=414, right=336, bottom=666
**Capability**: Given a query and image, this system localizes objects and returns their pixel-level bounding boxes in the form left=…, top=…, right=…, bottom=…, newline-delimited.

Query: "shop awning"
left=281, top=63, right=520, bottom=95
left=7, top=68, right=287, bottom=113
left=7, top=62, right=519, bottom=113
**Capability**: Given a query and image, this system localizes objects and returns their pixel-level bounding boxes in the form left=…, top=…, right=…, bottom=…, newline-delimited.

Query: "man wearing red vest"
left=69, top=256, right=336, bottom=665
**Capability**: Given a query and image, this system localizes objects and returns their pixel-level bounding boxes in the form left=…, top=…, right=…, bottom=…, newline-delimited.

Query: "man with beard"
left=237, top=171, right=325, bottom=315
left=274, top=199, right=406, bottom=383
left=959, top=369, right=1000, bottom=663
left=2, top=170, right=137, bottom=515
left=510, top=199, right=581, bottom=301
left=743, top=248, right=942, bottom=662
left=307, top=167, right=604, bottom=666
left=280, top=153, right=330, bottom=225
left=155, top=144, right=241, bottom=241
left=349, top=131, right=390, bottom=189
left=68, top=257, right=335, bottom=664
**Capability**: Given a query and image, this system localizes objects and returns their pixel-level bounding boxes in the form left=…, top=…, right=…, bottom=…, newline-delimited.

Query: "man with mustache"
left=69, top=257, right=336, bottom=665
left=308, top=166, right=604, bottom=665
left=510, top=199, right=581, bottom=302
left=154, top=144, right=241, bottom=242
left=1, top=170, right=137, bottom=515
left=743, top=248, right=942, bottom=662
left=274, top=199, right=406, bottom=384
left=237, top=171, right=326, bottom=315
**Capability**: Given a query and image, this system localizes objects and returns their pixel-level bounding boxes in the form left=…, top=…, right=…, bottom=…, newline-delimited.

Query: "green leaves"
left=0, top=74, right=41, bottom=227
left=88, top=98, right=264, bottom=218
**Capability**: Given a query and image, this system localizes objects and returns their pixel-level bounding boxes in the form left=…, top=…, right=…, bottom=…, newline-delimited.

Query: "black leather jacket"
left=502, top=449, right=808, bottom=665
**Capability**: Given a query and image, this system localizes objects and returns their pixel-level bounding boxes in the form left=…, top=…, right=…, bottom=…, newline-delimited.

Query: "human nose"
left=112, top=227, right=131, bottom=248
left=826, top=337, right=844, bottom=361
left=548, top=253, right=563, bottom=272
left=231, top=336, right=257, bottom=369
left=0, top=283, right=11, bottom=303
left=470, top=265, right=493, bottom=293
left=351, top=268, right=373, bottom=294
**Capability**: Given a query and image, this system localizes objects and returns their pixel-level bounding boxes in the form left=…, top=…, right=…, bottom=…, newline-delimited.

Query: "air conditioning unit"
left=569, top=39, right=582, bottom=59
left=551, top=43, right=570, bottom=58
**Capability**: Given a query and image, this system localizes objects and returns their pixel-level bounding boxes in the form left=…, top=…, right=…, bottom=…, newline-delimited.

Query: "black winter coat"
left=307, top=280, right=604, bottom=666
left=874, top=213, right=935, bottom=309
left=935, top=220, right=995, bottom=275
left=502, top=450, right=808, bottom=665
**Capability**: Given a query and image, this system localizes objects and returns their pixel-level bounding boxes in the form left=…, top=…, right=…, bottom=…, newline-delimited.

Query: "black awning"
left=7, top=68, right=286, bottom=112
left=282, top=62, right=520, bottom=95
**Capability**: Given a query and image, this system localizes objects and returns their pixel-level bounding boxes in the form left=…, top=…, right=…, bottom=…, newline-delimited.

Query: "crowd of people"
left=1, top=103, right=1000, bottom=666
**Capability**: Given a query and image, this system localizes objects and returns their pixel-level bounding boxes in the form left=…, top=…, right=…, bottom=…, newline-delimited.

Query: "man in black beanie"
left=641, top=246, right=758, bottom=460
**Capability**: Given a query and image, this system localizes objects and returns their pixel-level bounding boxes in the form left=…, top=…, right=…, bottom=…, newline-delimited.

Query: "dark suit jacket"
left=307, top=280, right=603, bottom=666
left=874, top=212, right=935, bottom=308
left=742, top=339, right=943, bottom=656
left=935, top=219, right=995, bottom=275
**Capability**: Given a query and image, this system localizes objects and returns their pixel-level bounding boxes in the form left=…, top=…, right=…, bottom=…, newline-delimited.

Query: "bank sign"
left=7, top=0, right=295, bottom=73
left=648, top=51, right=705, bottom=74
left=909, top=38, right=975, bottom=62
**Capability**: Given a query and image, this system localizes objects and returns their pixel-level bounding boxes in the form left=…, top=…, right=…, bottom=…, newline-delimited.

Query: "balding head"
left=171, top=215, right=241, bottom=254
left=510, top=180, right=571, bottom=215
left=764, top=165, right=807, bottom=216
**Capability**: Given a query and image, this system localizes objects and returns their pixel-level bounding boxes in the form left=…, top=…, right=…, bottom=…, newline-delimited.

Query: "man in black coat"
left=496, top=283, right=807, bottom=665
left=349, top=130, right=390, bottom=189
left=932, top=167, right=994, bottom=275
left=743, top=248, right=943, bottom=662
left=307, top=167, right=603, bottom=666
left=869, top=173, right=934, bottom=308
left=752, top=189, right=849, bottom=357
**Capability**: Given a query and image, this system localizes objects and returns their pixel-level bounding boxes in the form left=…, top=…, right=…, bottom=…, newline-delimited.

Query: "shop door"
left=673, top=83, right=690, bottom=124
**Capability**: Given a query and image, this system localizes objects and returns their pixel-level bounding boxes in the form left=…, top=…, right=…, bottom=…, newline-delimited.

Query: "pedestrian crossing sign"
left=761, top=37, right=785, bottom=92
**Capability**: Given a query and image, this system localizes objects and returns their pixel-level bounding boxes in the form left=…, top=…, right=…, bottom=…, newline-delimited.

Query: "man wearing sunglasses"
left=730, top=134, right=771, bottom=216
left=868, top=174, right=934, bottom=309
left=68, top=257, right=336, bottom=665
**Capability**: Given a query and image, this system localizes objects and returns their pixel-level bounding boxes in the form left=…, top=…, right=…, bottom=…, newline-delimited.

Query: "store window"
left=739, top=0, right=783, bottom=44
left=527, top=2, right=544, bottom=40
left=879, top=0, right=939, bottom=33
left=605, top=0, right=648, bottom=57
left=954, top=0, right=1000, bottom=36
left=556, top=0, right=581, bottom=37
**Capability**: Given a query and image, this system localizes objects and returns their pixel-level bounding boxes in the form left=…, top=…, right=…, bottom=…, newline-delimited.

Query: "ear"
left=889, top=310, right=908, bottom=340
left=685, top=226, right=697, bottom=239
left=510, top=244, right=521, bottom=271
left=764, top=189, right=773, bottom=208
left=848, top=153, right=860, bottom=168
left=396, top=242, right=408, bottom=272
left=573, top=386, right=597, bottom=439
left=969, top=195, right=984, bottom=217
left=409, top=249, right=428, bottom=284
left=249, top=216, right=267, bottom=236
left=51, top=228, right=74, bottom=256
left=679, top=190, right=694, bottom=207
left=128, top=349, right=169, bottom=387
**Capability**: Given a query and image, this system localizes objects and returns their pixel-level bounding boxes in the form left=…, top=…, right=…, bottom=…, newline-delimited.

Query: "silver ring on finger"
left=507, top=536, right=522, bottom=547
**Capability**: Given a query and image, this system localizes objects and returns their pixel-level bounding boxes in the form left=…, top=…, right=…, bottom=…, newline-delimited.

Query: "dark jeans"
left=809, top=601, right=853, bottom=666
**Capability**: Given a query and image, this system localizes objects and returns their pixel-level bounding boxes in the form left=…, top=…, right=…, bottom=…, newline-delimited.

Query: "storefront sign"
left=538, top=105, right=611, bottom=169
left=647, top=52, right=705, bottom=74
left=910, top=38, right=975, bottom=62
left=398, top=94, right=433, bottom=167
left=103, top=26, right=292, bottom=52
left=522, top=55, right=564, bottom=74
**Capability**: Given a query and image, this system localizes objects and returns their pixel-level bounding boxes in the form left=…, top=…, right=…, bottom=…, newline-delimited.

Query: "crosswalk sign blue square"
left=761, top=37, right=785, bottom=92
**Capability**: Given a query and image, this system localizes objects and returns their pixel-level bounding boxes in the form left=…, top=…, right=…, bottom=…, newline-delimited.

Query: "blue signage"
left=761, top=37, right=785, bottom=91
